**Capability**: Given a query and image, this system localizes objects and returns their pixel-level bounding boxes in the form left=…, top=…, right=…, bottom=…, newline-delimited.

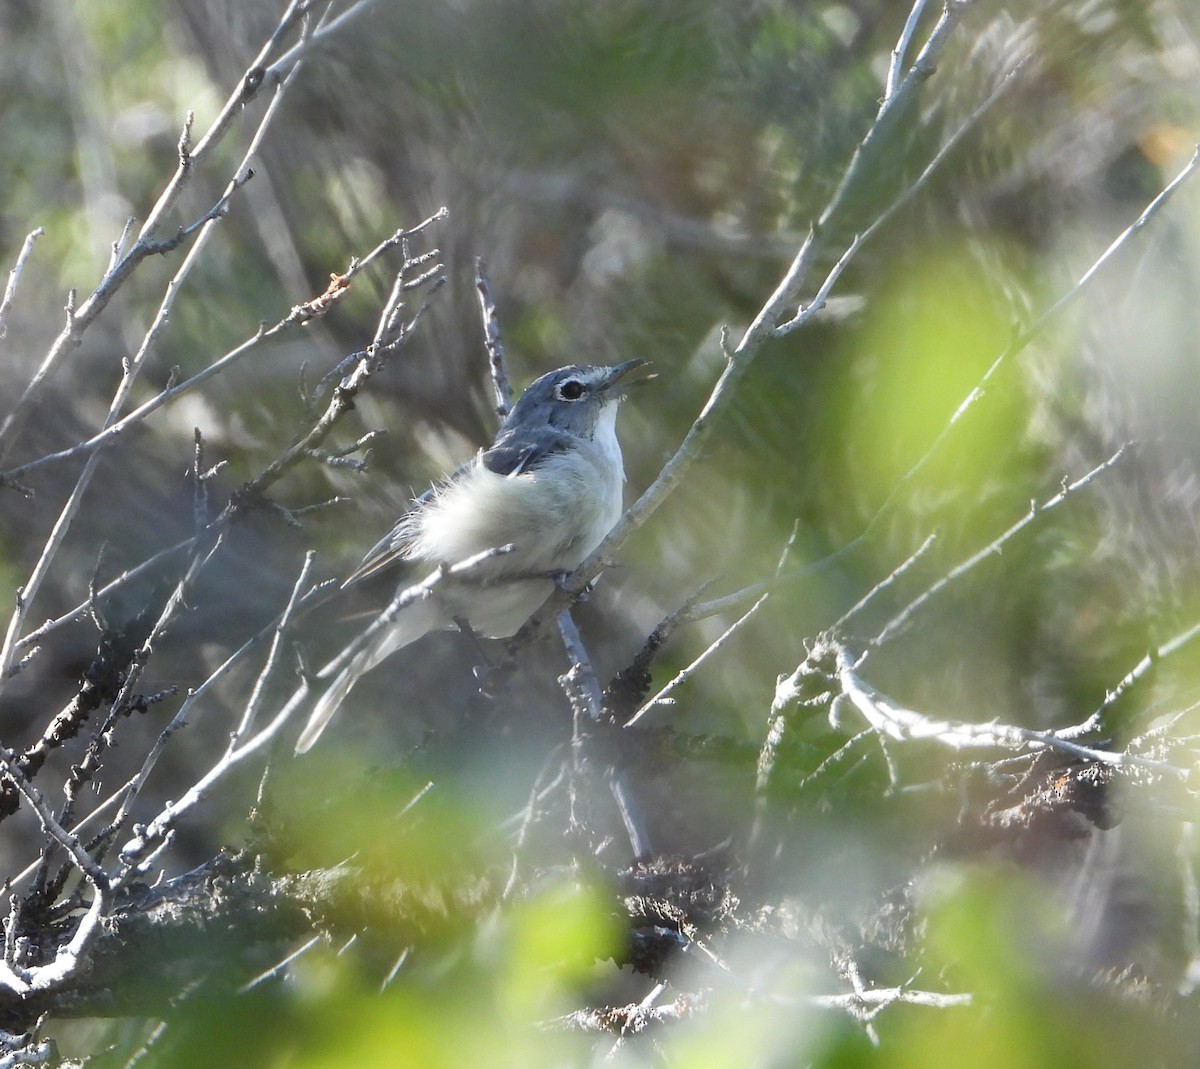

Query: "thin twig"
left=100, top=571, right=330, bottom=866
left=873, top=445, right=1130, bottom=646
left=6, top=580, right=334, bottom=892
left=118, top=677, right=314, bottom=869
left=238, top=935, right=321, bottom=993
left=0, top=228, right=44, bottom=340
left=885, top=0, right=934, bottom=101
left=835, top=531, right=938, bottom=631
left=262, top=0, right=383, bottom=84
left=751, top=0, right=973, bottom=342
left=775, top=55, right=1030, bottom=335
left=30, top=256, right=409, bottom=478
left=860, top=146, right=1200, bottom=538
left=13, top=539, right=193, bottom=656
left=1, top=214, right=444, bottom=702
left=501, top=760, right=568, bottom=900
left=231, top=552, right=316, bottom=751
left=0, top=72, right=295, bottom=686
left=474, top=259, right=512, bottom=417
left=0, top=3, right=317, bottom=467
left=1082, top=615, right=1200, bottom=737
left=628, top=524, right=799, bottom=725
left=164, top=0, right=312, bottom=186
left=0, top=744, right=108, bottom=892
left=627, top=593, right=769, bottom=727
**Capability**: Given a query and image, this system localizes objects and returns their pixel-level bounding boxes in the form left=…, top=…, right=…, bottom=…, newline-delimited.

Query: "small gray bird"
left=295, top=359, right=650, bottom=752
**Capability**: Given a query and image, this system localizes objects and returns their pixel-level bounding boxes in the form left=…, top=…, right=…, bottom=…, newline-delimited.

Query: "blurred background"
left=3, top=0, right=1200, bottom=1064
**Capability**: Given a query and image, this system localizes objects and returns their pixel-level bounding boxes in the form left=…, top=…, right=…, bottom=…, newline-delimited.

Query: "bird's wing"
left=339, top=479, right=443, bottom=588
left=481, top=429, right=574, bottom=476
left=342, top=430, right=576, bottom=587
left=340, top=527, right=408, bottom=587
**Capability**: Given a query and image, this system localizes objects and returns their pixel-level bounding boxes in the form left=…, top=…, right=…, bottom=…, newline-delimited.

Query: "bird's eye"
left=557, top=379, right=585, bottom=401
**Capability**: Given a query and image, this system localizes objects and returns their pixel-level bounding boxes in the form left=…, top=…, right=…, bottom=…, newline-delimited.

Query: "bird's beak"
left=601, top=358, right=656, bottom=395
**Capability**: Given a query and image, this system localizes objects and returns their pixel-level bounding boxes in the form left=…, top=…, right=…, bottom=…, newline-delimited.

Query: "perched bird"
left=295, top=359, right=651, bottom=752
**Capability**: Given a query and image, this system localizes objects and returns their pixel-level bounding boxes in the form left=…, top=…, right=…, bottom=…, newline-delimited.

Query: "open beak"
left=600, top=358, right=656, bottom=395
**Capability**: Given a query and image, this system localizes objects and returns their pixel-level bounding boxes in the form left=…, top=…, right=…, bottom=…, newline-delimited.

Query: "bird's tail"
left=295, top=598, right=440, bottom=754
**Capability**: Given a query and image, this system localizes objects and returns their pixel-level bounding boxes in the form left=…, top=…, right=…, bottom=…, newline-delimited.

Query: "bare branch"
left=835, top=531, right=939, bottom=631
left=474, top=258, right=513, bottom=417
left=832, top=643, right=1186, bottom=777
left=12, top=539, right=193, bottom=657
left=885, top=0, right=935, bottom=101
left=0, top=883, right=107, bottom=996
left=1083, top=615, right=1200, bottom=739
left=556, top=611, right=654, bottom=858
left=626, top=593, right=769, bottom=728
left=0, top=207, right=443, bottom=689
left=775, top=55, right=1030, bottom=335
left=0, top=71, right=297, bottom=685
left=807, top=981, right=972, bottom=1014
left=861, top=147, right=1200, bottom=536
left=0, top=229, right=44, bottom=340
left=262, top=0, right=384, bottom=84
left=230, top=553, right=317, bottom=752
left=118, top=681, right=312, bottom=871
left=0, top=5, right=332, bottom=468
left=287, top=207, right=446, bottom=325
left=873, top=445, right=1130, bottom=647
left=556, top=611, right=605, bottom=721
left=750, top=0, right=974, bottom=342
left=0, top=752, right=105, bottom=887
left=157, top=0, right=312, bottom=201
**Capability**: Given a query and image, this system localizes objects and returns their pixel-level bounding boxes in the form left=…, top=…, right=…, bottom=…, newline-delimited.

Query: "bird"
left=295, top=359, right=651, bottom=753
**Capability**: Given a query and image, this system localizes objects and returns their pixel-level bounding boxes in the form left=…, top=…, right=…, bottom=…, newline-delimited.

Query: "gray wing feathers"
left=340, top=524, right=411, bottom=587
left=482, top=430, right=572, bottom=477
left=344, top=433, right=565, bottom=586
left=340, top=462, right=473, bottom=587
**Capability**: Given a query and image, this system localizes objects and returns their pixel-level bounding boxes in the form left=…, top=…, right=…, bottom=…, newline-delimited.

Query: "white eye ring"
left=556, top=379, right=586, bottom=401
